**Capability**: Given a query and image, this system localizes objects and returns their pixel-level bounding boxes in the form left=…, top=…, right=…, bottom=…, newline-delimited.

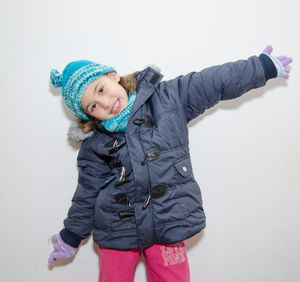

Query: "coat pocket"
left=152, top=186, right=188, bottom=225
left=174, top=155, right=194, bottom=183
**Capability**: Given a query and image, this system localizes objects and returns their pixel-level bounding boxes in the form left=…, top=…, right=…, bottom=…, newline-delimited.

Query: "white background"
left=0, top=0, right=299, bottom=281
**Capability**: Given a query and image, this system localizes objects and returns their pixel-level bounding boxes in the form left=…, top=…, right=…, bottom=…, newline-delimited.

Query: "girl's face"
left=81, top=72, right=129, bottom=121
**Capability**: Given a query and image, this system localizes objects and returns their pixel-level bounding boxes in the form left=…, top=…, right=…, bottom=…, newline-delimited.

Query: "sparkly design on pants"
left=160, top=242, right=186, bottom=267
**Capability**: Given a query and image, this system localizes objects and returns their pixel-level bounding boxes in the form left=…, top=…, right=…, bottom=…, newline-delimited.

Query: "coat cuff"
left=60, top=228, right=83, bottom=248
left=258, top=53, right=277, bottom=81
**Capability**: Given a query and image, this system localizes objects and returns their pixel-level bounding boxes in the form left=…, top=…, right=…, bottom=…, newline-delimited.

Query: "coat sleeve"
left=160, top=55, right=267, bottom=123
left=60, top=138, right=111, bottom=247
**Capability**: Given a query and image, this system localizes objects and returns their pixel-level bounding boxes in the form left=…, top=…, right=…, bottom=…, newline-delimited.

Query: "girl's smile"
left=111, top=98, right=121, bottom=114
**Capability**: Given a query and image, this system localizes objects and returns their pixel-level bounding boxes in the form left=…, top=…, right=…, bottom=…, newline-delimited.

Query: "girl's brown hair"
left=77, top=70, right=140, bottom=133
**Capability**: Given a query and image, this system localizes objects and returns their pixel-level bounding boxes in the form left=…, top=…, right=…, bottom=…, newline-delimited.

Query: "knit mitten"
left=48, top=233, right=77, bottom=264
left=260, top=45, right=293, bottom=79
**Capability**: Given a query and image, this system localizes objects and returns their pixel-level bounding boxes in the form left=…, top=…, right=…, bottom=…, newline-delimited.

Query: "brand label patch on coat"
left=160, top=242, right=186, bottom=266
left=150, top=73, right=160, bottom=85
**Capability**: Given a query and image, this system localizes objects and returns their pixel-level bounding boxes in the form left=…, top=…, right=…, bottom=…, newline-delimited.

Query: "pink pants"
left=98, top=241, right=190, bottom=282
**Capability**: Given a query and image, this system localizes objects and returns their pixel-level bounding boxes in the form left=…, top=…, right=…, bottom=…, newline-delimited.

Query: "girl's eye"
left=98, top=87, right=104, bottom=93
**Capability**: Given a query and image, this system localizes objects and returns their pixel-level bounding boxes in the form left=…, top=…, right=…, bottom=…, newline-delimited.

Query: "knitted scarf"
left=101, top=91, right=137, bottom=132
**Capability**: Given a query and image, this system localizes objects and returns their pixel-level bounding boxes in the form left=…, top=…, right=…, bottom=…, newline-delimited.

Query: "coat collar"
left=96, top=66, right=163, bottom=135
left=130, top=66, right=163, bottom=121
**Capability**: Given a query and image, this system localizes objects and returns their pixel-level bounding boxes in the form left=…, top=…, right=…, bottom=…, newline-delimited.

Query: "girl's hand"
left=48, top=233, right=77, bottom=264
left=262, top=45, right=293, bottom=79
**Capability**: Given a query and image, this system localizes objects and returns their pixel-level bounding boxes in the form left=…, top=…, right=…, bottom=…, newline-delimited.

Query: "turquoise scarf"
left=101, top=91, right=137, bottom=132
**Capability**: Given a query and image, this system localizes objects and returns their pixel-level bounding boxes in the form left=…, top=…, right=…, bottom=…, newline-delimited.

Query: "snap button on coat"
left=174, top=156, right=193, bottom=178
left=119, top=211, right=135, bottom=218
left=143, top=185, right=166, bottom=209
left=114, top=166, right=131, bottom=187
left=114, top=193, right=135, bottom=218
left=114, top=178, right=131, bottom=187
left=114, top=193, right=130, bottom=205
left=133, top=114, right=154, bottom=128
left=104, top=137, right=126, bottom=154
left=141, top=147, right=161, bottom=165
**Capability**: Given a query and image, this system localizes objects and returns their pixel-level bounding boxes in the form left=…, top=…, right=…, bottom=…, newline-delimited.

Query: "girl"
left=48, top=45, right=292, bottom=282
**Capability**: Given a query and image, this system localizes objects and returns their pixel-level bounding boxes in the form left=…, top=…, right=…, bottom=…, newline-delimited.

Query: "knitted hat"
left=50, top=60, right=117, bottom=120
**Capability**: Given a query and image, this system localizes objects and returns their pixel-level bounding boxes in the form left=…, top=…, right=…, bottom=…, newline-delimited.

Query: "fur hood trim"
left=144, top=64, right=161, bottom=73
left=67, top=120, right=94, bottom=143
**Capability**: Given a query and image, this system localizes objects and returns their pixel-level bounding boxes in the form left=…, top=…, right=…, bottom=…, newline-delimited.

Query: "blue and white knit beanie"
left=50, top=60, right=117, bottom=120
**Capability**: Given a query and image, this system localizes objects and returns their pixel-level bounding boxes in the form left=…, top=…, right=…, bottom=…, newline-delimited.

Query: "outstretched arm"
left=159, top=45, right=293, bottom=123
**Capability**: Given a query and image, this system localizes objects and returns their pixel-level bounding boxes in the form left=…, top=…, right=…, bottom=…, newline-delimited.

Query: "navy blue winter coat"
left=60, top=54, right=275, bottom=250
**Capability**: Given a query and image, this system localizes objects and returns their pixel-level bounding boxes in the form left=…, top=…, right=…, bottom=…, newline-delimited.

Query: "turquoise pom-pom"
left=50, top=69, right=62, bottom=88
